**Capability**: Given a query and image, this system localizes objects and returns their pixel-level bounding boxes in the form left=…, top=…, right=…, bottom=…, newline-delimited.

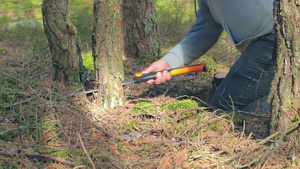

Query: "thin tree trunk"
left=270, top=0, right=300, bottom=140
left=92, top=0, right=124, bottom=109
left=123, top=0, right=161, bottom=60
left=42, top=0, right=83, bottom=84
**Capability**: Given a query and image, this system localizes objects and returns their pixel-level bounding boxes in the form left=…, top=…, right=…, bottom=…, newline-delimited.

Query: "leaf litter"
left=0, top=46, right=299, bottom=169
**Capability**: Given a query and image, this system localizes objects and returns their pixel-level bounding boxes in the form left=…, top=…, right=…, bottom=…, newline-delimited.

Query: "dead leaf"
left=251, top=117, right=260, bottom=121
left=175, top=149, right=188, bottom=166
left=42, top=132, right=53, bottom=143
left=27, top=89, right=37, bottom=95
left=11, top=124, right=20, bottom=128
left=157, top=157, right=172, bottom=169
left=47, top=163, right=57, bottom=169
left=26, top=147, right=35, bottom=153
left=119, top=132, right=142, bottom=141
left=206, top=131, right=220, bottom=138
left=8, top=147, right=18, bottom=154
left=91, top=132, right=110, bottom=141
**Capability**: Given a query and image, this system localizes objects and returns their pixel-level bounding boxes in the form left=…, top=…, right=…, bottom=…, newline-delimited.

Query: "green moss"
left=167, top=99, right=199, bottom=116
left=125, top=121, right=140, bottom=131
left=52, top=150, right=85, bottom=158
left=132, top=101, right=156, bottom=114
left=34, top=147, right=86, bottom=163
left=146, top=25, right=153, bottom=34
left=200, top=55, right=217, bottom=71
left=201, top=55, right=216, bottom=65
left=50, top=150, right=86, bottom=163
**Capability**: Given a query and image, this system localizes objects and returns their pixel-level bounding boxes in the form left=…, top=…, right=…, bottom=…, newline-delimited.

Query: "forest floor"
left=1, top=39, right=299, bottom=168
left=1, top=0, right=300, bottom=168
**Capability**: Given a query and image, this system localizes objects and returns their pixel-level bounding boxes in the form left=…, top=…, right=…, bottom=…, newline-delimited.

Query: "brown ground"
left=1, top=37, right=299, bottom=168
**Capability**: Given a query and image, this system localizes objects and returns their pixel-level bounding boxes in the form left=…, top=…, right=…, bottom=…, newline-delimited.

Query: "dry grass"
left=1, top=40, right=299, bottom=169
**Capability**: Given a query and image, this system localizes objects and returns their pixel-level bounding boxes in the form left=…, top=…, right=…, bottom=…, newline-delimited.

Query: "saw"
left=122, top=63, right=206, bottom=85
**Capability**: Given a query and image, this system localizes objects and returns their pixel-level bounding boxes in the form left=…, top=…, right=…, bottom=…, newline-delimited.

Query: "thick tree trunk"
left=42, top=0, right=83, bottom=84
left=270, top=0, right=300, bottom=140
left=123, top=0, right=161, bottom=59
left=92, top=0, right=124, bottom=109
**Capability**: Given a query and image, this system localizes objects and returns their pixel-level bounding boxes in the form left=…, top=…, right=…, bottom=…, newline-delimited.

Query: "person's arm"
left=142, top=0, right=223, bottom=84
left=161, top=0, right=224, bottom=68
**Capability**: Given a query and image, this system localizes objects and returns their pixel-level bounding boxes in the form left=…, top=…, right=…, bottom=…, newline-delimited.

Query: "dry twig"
left=77, top=133, right=96, bottom=169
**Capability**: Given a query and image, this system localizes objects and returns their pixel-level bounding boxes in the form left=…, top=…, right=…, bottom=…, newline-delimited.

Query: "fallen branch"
left=77, top=133, right=96, bottom=169
left=22, top=149, right=84, bottom=167
left=37, top=149, right=59, bottom=154
left=0, top=126, right=26, bottom=135
left=4, top=97, right=35, bottom=109
left=67, top=88, right=99, bottom=97
left=258, top=120, right=300, bottom=144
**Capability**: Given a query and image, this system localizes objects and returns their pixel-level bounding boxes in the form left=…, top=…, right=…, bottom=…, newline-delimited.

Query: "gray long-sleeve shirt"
left=161, top=0, right=274, bottom=68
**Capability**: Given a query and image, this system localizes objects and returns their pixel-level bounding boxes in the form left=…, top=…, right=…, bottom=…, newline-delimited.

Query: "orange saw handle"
left=169, top=63, right=206, bottom=76
left=133, top=63, right=206, bottom=83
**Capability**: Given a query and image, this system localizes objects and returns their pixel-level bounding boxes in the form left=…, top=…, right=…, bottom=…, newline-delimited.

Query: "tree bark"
left=92, top=0, right=124, bottom=109
left=123, top=0, right=161, bottom=60
left=42, top=0, right=83, bottom=84
left=270, top=0, right=300, bottom=141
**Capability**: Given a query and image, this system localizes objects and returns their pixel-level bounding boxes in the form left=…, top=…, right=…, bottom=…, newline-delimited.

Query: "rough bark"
left=270, top=0, right=300, bottom=141
left=42, top=0, right=83, bottom=84
left=92, top=0, right=124, bottom=109
left=123, top=0, right=161, bottom=59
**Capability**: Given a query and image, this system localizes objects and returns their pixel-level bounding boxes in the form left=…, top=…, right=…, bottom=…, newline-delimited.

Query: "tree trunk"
left=42, top=0, right=83, bottom=84
left=92, top=0, right=124, bottom=109
left=270, top=0, right=300, bottom=141
left=123, top=0, right=161, bottom=60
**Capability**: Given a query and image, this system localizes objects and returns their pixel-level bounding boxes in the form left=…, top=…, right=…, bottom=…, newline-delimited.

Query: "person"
left=142, top=0, right=275, bottom=113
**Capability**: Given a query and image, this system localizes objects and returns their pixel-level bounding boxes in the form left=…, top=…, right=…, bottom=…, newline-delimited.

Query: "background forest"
left=0, top=0, right=299, bottom=168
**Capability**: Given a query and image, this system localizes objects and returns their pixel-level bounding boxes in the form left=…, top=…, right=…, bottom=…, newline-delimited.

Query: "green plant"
left=82, top=52, right=94, bottom=70
left=0, top=0, right=42, bottom=23
left=156, top=0, right=195, bottom=48
left=0, top=162, right=17, bottom=169
left=0, top=48, right=8, bottom=53
left=69, top=0, right=94, bottom=53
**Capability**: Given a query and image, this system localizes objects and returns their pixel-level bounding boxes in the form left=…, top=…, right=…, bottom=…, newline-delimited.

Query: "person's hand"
left=141, top=60, right=172, bottom=84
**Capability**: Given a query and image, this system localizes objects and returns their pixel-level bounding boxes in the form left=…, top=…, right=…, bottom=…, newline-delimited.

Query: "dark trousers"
left=210, top=33, right=275, bottom=113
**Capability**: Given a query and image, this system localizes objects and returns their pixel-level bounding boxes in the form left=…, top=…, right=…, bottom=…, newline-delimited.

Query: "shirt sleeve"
left=161, top=0, right=224, bottom=68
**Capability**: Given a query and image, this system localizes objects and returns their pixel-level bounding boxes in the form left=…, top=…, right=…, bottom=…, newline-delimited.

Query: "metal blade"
left=121, top=79, right=137, bottom=85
